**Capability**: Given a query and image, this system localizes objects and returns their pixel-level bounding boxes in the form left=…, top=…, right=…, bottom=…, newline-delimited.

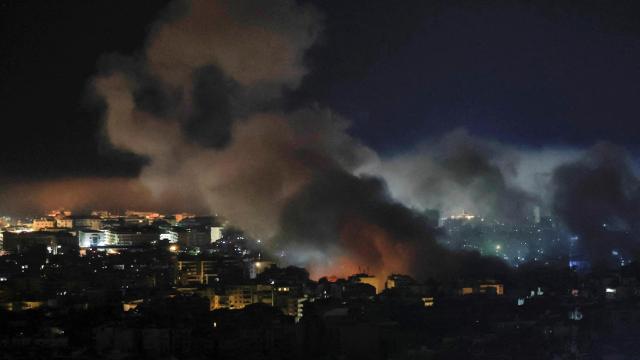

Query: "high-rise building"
left=176, top=259, right=218, bottom=285
left=103, top=227, right=159, bottom=246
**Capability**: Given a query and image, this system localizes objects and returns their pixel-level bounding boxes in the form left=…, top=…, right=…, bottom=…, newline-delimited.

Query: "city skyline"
left=2, top=1, right=640, bottom=358
left=1, top=0, right=639, bottom=283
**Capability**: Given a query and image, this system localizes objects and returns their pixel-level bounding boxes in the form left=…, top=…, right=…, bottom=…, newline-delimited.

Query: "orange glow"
left=308, top=217, right=415, bottom=289
left=0, top=177, right=209, bottom=217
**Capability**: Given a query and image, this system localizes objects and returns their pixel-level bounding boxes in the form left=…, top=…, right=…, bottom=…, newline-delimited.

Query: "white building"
left=78, top=230, right=106, bottom=248
left=210, top=226, right=224, bottom=243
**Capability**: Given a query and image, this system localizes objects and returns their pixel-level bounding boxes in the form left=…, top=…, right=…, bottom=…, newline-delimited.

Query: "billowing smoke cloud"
left=88, top=0, right=514, bottom=281
left=275, top=169, right=442, bottom=279
left=145, top=0, right=319, bottom=89
left=8, top=0, right=634, bottom=280
left=275, top=168, right=512, bottom=282
left=93, top=0, right=327, bottom=237
left=359, top=129, right=579, bottom=222
left=552, top=143, right=640, bottom=263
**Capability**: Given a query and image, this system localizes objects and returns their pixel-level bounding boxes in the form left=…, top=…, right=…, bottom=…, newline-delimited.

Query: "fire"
left=306, top=217, right=415, bottom=289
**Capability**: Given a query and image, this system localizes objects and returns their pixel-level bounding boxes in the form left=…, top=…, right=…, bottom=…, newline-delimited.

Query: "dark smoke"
left=552, top=143, right=640, bottom=263
left=91, top=0, right=323, bottom=237
left=276, top=167, right=510, bottom=282
left=185, top=65, right=237, bottom=148
left=4, top=0, right=619, bottom=282
left=437, top=130, right=537, bottom=222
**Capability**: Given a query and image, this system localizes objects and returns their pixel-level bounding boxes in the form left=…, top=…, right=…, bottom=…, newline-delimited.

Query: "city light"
left=1, top=0, right=638, bottom=357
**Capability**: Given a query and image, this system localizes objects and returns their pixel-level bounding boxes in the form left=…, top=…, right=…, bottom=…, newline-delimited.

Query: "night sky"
left=2, top=0, right=640, bottom=180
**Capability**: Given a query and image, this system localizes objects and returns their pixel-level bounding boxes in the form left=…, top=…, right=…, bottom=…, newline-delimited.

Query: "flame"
left=306, top=217, right=415, bottom=289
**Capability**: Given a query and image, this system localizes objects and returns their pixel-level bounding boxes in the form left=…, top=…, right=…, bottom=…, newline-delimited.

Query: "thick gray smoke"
left=275, top=168, right=511, bottom=281
left=359, top=129, right=580, bottom=222
left=93, top=0, right=328, bottom=237
left=4, top=0, right=636, bottom=279
left=275, top=168, right=444, bottom=278
left=89, top=0, right=516, bottom=280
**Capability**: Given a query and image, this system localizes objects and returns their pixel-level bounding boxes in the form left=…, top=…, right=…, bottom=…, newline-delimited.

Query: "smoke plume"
left=275, top=169, right=442, bottom=278
left=551, top=143, right=640, bottom=263
left=88, top=0, right=516, bottom=280
left=359, top=129, right=579, bottom=222
left=8, top=0, right=636, bottom=280
left=92, top=0, right=327, bottom=237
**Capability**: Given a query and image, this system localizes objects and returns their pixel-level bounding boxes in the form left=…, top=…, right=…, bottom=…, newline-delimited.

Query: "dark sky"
left=2, top=0, right=640, bottom=179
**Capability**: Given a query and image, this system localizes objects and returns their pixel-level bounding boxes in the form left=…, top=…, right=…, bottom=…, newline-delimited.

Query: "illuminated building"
left=274, top=294, right=302, bottom=317
left=161, top=226, right=211, bottom=247
left=123, top=215, right=148, bottom=225
left=78, top=230, right=106, bottom=248
left=448, top=210, right=476, bottom=221
left=173, top=213, right=194, bottom=223
left=0, top=300, right=45, bottom=312
left=55, top=218, right=73, bottom=228
left=178, top=227, right=211, bottom=248
left=385, top=274, right=416, bottom=289
left=422, top=297, right=435, bottom=307
left=459, top=281, right=504, bottom=296
left=227, top=285, right=272, bottom=309
left=211, top=284, right=274, bottom=310
left=295, top=297, right=307, bottom=322
left=47, top=209, right=71, bottom=217
left=440, top=211, right=568, bottom=267
left=163, top=228, right=183, bottom=244
left=70, top=215, right=102, bottom=230
left=125, top=210, right=161, bottom=219
left=176, top=259, right=217, bottom=285
left=210, top=226, right=224, bottom=243
left=349, top=273, right=380, bottom=293
left=91, top=210, right=114, bottom=218
left=103, top=227, right=159, bottom=246
left=248, top=260, right=275, bottom=279
left=4, top=225, right=32, bottom=233
left=479, top=282, right=504, bottom=295
left=460, top=287, right=474, bottom=295
left=122, top=299, right=144, bottom=312
left=32, top=217, right=55, bottom=230
left=176, top=216, right=217, bottom=228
